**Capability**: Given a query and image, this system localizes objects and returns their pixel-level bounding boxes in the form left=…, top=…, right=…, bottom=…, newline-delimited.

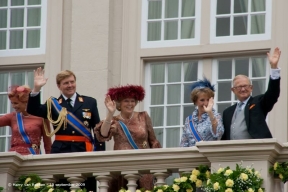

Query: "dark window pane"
left=234, top=0, right=248, bottom=13
left=0, top=73, right=8, bottom=91
left=27, top=29, right=40, bottom=48
left=235, top=58, right=249, bottom=76
left=0, top=137, right=6, bottom=152
left=28, top=0, right=41, bottom=5
left=218, top=82, right=232, bottom=101
left=217, top=0, right=231, bottom=14
left=167, top=84, right=181, bottom=104
left=148, top=0, right=162, bottom=19
left=0, top=31, right=6, bottom=49
left=27, top=8, right=41, bottom=26
left=233, top=16, right=247, bottom=35
left=182, top=0, right=195, bottom=17
left=184, top=61, right=198, bottom=81
left=168, top=63, right=181, bottom=82
left=0, top=0, right=8, bottom=7
left=0, top=9, right=7, bottom=28
left=167, top=106, right=180, bottom=126
left=251, top=14, right=265, bottom=34
left=165, top=0, right=178, bottom=18
left=151, top=63, right=165, bottom=83
left=11, top=0, right=24, bottom=6
left=10, top=8, right=24, bottom=27
left=164, top=20, right=178, bottom=40
left=252, top=57, right=266, bottom=77
left=218, top=59, right=232, bottom=79
left=148, top=22, right=161, bottom=41
left=9, top=30, right=23, bottom=49
left=11, top=71, right=25, bottom=85
left=166, top=128, right=180, bottom=147
left=183, top=105, right=195, bottom=123
left=184, top=84, right=192, bottom=103
left=151, top=107, right=164, bottom=127
left=251, top=0, right=265, bottom=12
left=151, top=85, right=164, bottom=105
left=216, top=17, right=230, bottom=36
left=0, top=95, right=7, bottom=113
left=181, top=19, right=195, bottom=39
left=251, top=79, right=266, bottom=96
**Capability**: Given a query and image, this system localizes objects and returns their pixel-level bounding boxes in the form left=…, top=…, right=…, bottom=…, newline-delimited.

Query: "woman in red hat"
left=0, top=85, right=51, bottom=155
left=95, top=84, right=161, bottom=191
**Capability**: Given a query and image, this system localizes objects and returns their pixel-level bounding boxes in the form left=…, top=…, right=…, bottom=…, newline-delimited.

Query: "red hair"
left=8, top=85, right=31, bottom=103
left=107, top=84, right=145, bottom=102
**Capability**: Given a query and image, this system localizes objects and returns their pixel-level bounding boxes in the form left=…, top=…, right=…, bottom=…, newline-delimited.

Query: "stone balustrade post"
left=123, top=173, right=140, bottom=192
left=66, top=174, right=85, bottom=191
left=151, top=170, right=170, bottom=186
left=95, top=172, right=112, bottom=192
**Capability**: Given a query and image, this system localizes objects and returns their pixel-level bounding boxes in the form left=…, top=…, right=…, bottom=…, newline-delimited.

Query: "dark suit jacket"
left=222, top=78, right=280, bottom=140
left=27, top=93, right=105, bottom=153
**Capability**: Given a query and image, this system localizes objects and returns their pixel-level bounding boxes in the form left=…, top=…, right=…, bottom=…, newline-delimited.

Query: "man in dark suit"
left=27, top=67, right=105, bottom=191
left=222, top=47, right=281, bottom=140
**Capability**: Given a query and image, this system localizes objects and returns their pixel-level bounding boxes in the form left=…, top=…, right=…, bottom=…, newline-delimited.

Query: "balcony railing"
left=0, top=138, right=287, bottom=192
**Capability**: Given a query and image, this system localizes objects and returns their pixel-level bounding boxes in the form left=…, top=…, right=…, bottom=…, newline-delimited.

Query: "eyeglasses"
left=232, top=85, right=252, bottom=91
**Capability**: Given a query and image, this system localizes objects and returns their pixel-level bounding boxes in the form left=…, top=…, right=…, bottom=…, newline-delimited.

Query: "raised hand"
left=33, top=67, right=48, bottom=92
left=267, top=47, right=281, bottom=69
left=203, top=97, right=214, bottom=113
left=105, top=95, right=116, bottom=115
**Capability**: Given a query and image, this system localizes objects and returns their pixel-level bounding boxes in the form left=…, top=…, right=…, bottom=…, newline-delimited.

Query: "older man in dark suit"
left=27, top=67, right=105, bottom=191
left=222, top=47, right=281, bottom=140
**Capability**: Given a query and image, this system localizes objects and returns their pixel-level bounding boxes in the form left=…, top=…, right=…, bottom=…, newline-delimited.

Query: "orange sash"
left=55, top=135, right=93, bottom=151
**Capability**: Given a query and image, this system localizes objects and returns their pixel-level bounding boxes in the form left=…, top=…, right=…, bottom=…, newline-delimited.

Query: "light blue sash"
left=118, top=120, right=138, bottom=149
left=16, top=113, right=37, bottom=154
left=51, top=97, right=95, bottom=149
left=188, top=115, right=203, bottom=142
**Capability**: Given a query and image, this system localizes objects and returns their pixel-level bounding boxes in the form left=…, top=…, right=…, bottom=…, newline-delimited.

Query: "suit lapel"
left=245, top=97, right=253, bottom=128
left=72, top=93, right=83, bottom=112
left=226, top=104, right=237, bottom=138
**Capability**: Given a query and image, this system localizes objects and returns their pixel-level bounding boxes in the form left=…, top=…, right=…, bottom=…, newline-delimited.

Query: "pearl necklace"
left=120, top=112, right=134, bottom=121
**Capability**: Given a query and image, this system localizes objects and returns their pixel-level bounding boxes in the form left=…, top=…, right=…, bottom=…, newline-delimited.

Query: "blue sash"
left=118, top=120, right=138, bottom=149
left=51, top=97, right=95, bottom=150
left=188, top=115, right=203, bottom=142
left=16, top=113, right=37, bottom=154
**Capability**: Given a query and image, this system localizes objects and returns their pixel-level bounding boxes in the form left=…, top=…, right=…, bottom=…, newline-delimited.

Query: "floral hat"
left=8, top=85, right=31, bottom=102
left=106, top=84, right=145, bottom=102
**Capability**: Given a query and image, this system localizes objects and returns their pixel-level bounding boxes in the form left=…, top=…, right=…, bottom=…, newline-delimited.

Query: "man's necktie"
left=66, top=98, right=73, bottom=109
left=235, top=102, right=244, bottom=118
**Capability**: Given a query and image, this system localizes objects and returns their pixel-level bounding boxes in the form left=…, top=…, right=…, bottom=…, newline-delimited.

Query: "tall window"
left=212, top=56, right=268, bottom=114
left=144, top=60, right=202, bottom=148
left=0, top=0, right=47, bottom=57
left=210, top=0, right=271, bottom=43
left=141, top=0, right=201, bottom=48
left=0, top=69, right=34, bottom=152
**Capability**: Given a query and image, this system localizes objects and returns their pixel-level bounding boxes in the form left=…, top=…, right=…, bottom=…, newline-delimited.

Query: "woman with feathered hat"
left=94, top=84, right=161, bottom=191
left=180, top=78, right=224, bottom=147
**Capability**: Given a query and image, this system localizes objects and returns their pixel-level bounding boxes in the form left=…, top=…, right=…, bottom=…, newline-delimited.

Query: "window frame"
left=0, top=0, right=47, bottom=57
left=210, top=0, right=272, bottom=44
left=144, top=60, right=203, bottom=148
left=141, top=0, right=201, bottom=48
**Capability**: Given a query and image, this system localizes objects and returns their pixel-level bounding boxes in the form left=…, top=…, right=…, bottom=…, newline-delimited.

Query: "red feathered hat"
left=107, top=84, right=145, bottom=102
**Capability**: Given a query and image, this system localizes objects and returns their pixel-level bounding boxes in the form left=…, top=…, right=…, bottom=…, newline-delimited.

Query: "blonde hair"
left=56, top=70, right=76, bottom=85
left=191, top=88, right=214, bottom=104
left=8, top=85, right=31, bottom=103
